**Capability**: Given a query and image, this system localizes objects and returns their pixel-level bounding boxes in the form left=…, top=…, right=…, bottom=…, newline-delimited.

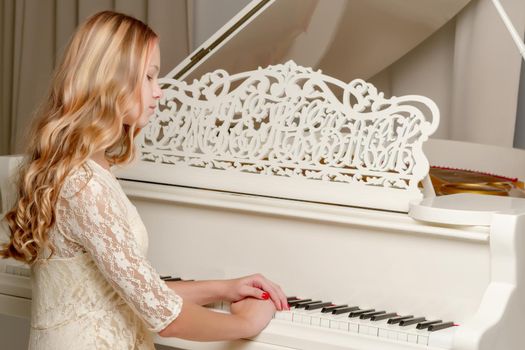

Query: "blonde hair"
left=1, top=11, right=158, bottom=264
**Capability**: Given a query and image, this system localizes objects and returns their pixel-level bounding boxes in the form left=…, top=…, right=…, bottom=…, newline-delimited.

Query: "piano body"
left=2, top=1, right=525, bottom=349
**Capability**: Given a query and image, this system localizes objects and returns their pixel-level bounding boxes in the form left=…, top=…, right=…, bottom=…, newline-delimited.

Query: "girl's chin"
left=138, top=116, right=153, bottom=128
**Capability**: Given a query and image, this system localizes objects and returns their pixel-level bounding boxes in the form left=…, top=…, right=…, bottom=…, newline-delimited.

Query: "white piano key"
left=378, top=328, right=389, bottom=338
left=358, top=325, right=369, bottom=334
left=301, top=315, right=311, bottom=325
left=274, top=311, right=289, bottom=321
left=397, top=332, right=408, bottom=342
left=417, top=335, right=429, bottom=345
left=428, top=326, right=456, bottom=348
left=338, top=320, right=350, bottom=331
left=407, top=334, right=418, bottom=343
left=388, top=330, right=398, bottom=340
left=367, top=326, right=379, bottom=336
left=347, top=321, right=358, bottom=333
left=320, top=318, right=330, bottom=328
left=310, top=316, right=321, bottom=326
left=328, top=314, right=347, bottom=330
left=279, top=311, right=293, bottom=322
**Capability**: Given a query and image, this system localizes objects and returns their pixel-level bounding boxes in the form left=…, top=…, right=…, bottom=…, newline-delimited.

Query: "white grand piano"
left=2, top=1, right=525, bottom=349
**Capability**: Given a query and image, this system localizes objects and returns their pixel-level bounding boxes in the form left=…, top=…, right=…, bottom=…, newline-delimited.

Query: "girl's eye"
left=147, top=75, right=153, bottom=81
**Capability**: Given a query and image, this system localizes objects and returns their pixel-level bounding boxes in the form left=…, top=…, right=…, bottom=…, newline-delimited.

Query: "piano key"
left=328, top=313, right=352, bottom=329
left=407, top=333, right=418, bottom=344
left=180, top=287, right=458, bottom=347
left=305, top=302, right=332, bottom=310
left=288, top=298, right=311, bottom=307
left=387, top=315, right=414, bottom=324
left=418, top=334, right=430, bottom=346
left=338, top=320, right=350, bottom=331
left=310, top=315, right=322, bottom=326
left=416, top=319, right=442, bottom=329
left=387, top=329, right=398, bottom=340
left=287, top=296, right=299, bottom=301
left=274, top=310, right=293, bottom=321
left=163, top=277, right=182, bottom=281
left=400, top=317, right=426, bottom=326
left=428, top=321, right=455, bottom=332
left=321, top=304, right=348, bottom=313
left=360, top=310, right=386, bottom=320
left=371, top=312, right=397, bottom=321
left=358, top=324, right=378, bottom=337
left=320, top=317, right=331, bottom=328
left=397, top=332, right=408, bottom=342
left=160, top=275, right=171, bottom=280
left=295, top=300, right=322, bottom=309
left=378, top=327, right=389, bottom=338
left=349, top=309, right=375, bottom=317
left=332, top=306, right=359, bottom=315
left=301, top=314, right=312, bottom=325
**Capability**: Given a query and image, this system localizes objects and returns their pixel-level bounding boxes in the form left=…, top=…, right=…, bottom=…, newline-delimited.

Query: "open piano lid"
left=169, top=0, right=472, bottom=82
left=116, top=0, right=471, bottom=212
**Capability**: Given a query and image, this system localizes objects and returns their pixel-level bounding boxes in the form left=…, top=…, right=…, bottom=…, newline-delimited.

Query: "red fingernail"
left=262, top=292, right=269, bottom=300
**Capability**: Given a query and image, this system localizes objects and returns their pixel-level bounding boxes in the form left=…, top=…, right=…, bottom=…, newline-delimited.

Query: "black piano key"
left=160, top=275, right=171, bottom=280
left=387, top=315, right=414, bottom=324
left=360, top=311, right=386, bottom=320
left=164, top=277, right=182, bottom=281
left=428, top=322, right=455, bottom=332
left=349, top=309, right=375, bottom=318
left=295, top=300, right=322, bottom=309
left=371, top=312, right=397, bottom=321
left=305, top=302, right=332, bottom=310
left=289, top=299, right=311, bottom=307
left=400, top=317, right=426, bottom=327
left=322, top=304, right=348, bottom=313
left=332, top=306, right=359, bottom=315
left=287, top=296, right=299, bottom=302
left=416, top=320, right=442, bottom=330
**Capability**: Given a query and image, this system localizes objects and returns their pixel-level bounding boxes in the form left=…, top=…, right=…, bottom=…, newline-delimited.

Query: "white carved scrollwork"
left=140, top=61, right=438, bottom=195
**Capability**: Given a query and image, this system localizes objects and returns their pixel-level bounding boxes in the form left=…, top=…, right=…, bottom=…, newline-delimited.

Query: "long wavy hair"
left=1, top=11, right=158, bottom=264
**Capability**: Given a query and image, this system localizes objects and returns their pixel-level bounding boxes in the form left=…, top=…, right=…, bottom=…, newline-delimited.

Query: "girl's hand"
left=230, top=297, right=276, bottom=337
left=223, top=274, right=289, bottom=311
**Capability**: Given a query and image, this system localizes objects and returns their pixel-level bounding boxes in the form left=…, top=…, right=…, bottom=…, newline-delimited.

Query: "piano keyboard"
left=161, top=276, right=457, bottom=349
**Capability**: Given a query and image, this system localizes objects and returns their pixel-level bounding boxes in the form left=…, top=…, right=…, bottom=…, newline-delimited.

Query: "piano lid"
left=168, top=0, right=472, bottom=83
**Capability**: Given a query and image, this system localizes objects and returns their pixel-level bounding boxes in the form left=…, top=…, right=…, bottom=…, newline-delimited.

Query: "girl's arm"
left=165, top=280, right=227, bottom=306
left=167, top=274, right=289, bottom=310
left=159, top=297, right=276, bottom=340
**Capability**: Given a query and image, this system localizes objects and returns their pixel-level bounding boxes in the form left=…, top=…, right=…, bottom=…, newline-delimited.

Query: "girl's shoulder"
left=59, top=160, right=114, bottom=199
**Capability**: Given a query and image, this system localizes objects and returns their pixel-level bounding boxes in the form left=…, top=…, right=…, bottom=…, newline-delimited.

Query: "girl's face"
left=125, top=42, right=162, bottom=128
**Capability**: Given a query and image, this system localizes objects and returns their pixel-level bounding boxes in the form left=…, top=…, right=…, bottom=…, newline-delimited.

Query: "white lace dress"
left=28, top=160, right=182, bottom=349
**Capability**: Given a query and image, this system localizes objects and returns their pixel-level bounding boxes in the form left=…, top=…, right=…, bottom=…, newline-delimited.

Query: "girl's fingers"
left=242, top=285, right=270, bottom=300
left=251, top=275, right=286, bottom=310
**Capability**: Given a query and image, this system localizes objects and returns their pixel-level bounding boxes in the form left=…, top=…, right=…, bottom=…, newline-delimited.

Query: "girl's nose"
left=153, top=84, right=162, bottom=99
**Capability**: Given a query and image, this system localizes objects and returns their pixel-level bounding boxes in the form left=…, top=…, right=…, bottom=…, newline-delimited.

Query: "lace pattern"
left=55, top=162, right=182, bottom=332
left=29, top=159, right=182, bottom=350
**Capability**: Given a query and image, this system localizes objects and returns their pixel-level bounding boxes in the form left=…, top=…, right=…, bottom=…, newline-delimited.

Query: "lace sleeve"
left=56, top=168, right=182, bottom=332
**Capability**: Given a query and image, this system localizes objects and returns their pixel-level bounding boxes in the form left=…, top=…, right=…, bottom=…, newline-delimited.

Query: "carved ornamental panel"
left=135, top=61, right=439, bottom=211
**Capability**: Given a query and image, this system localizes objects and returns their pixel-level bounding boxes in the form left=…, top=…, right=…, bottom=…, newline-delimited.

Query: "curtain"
left=0, top=0, right=190, bottom=155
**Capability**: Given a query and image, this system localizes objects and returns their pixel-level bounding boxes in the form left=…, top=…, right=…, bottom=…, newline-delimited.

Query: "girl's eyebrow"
left=150, top=65, right=160, bottom=73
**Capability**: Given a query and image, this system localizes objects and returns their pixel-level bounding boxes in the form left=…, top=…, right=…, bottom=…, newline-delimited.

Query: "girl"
left=1, top=11, right=287, bottom=349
